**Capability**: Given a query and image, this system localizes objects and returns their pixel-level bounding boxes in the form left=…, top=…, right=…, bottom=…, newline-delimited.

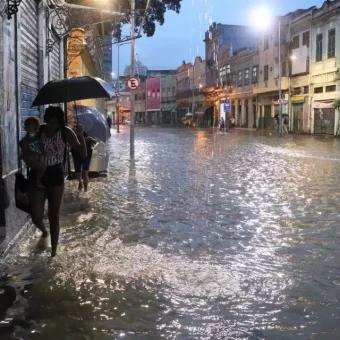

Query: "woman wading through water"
left=21, top=107, right=87, bottom=257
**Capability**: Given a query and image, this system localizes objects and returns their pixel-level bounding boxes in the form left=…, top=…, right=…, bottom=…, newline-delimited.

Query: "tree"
left=68, top=0, right=182, bottom=41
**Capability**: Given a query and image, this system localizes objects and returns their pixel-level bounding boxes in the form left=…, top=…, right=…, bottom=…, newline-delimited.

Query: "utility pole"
left=130, top=0, right=135, bottom=156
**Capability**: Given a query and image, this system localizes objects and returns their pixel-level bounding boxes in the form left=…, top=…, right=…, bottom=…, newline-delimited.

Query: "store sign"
left=224, top=102, right=230, bottom=113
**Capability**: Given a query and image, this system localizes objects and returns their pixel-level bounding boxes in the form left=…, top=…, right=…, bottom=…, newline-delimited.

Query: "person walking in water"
left=21, top=106, right=87, bottom=257
left=220, top=117, right=225, bottom=132
left=106, top=111, right=112, bottom=134
left=72, top=131, right=96, bottom=193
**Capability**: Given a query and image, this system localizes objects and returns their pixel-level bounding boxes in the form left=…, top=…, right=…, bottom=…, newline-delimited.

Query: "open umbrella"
left=31, top=76, right=118, bottom=107
left=73, top=105, right=110, bottom=143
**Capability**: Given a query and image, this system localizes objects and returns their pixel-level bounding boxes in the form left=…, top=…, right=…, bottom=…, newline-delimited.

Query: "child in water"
left=20, top=117, right=44, bottom=189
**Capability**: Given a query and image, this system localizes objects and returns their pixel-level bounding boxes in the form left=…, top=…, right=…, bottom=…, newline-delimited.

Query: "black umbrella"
left=31, top=76, right=118, bottom=107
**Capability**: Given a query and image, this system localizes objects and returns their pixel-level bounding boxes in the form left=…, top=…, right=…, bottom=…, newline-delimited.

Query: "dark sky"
left=112, top=0, right=325, bottom=76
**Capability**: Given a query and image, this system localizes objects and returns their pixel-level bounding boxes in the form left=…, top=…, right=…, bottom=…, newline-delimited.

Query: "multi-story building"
left=161, top=74, right=177, bottom=124
left=176, top=61, right=192, bottom=122
left=101, top=36, right=113, bottom=84
left=135, top=80, right=146, bottom=124
left=310, top=0, right=340, bottom=135
left=289, top=8, right=314, bottom=134
left=204, top=23, right=258, bottom=88
left=255, top=14, right=292, bottom=130
left=228, top=48, right=258, bottom=128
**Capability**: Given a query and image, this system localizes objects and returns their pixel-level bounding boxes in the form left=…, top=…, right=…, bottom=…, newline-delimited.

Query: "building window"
left=237, top=70, right=242, bottom=86
left=231, top=72, right=236, bottom=85
left=143, top=93, right=146, bottom=100
left=264, top=35, right=269, bottom=50
left=156, top=89, right=160, bottom=98
left=252, top=65, right=258, bottom=83
left=152, top=90, right=155, bottom=98
left=314, top=87, right=323, bottom=94
left=293, top=87, right=301, bottom=95
left=264, top=65, right=269, bottom=81
left=326, top=85, right=336, bottom=92
left=316, top=33, right=323, bottom=62
left=306, top=56, right=310, bottom=71
left=303, top=86, right=309, bottom=94
left=244, top=68, right=249, bottom=85
left=292, top=35, right=299, bottom=49
left=172, top=87, right=176, bottom=95
left=148, top=90, right=151, bottom=97
left=135, top=94, right=138, bottom=101
left=303, top=31, right=310, bottom=47
left=227, top=64, right=231, bottom=74
left=328, top=29, right=336, bottom=58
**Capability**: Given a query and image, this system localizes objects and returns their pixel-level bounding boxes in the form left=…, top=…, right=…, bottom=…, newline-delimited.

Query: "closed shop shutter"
left=314, top=108, right=335, bottom=135
left=50, top=31, right=61, bottom=80
left=20, top=0, right=39, bottom=122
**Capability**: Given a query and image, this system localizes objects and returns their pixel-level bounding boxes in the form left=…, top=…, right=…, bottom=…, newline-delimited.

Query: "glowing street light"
left=251, top=7, right=283, bottom=136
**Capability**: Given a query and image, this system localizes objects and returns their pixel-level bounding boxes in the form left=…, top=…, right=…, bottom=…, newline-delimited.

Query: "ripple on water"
left=2, top=129, right=340, bottom=339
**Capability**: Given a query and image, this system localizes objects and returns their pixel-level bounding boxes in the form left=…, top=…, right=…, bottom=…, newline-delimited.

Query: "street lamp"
left=251, top=7, right=283, bottom=136
left=116, top=42, right=131, bottom=133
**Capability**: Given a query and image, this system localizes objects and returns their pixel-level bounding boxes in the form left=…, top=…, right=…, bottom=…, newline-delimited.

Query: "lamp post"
left=116, top=41, right=130, bottom=133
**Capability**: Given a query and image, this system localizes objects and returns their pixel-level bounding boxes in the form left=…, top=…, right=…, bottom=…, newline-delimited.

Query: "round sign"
left=278, top=98, right=284, bottom=105
left=127, top=77, right=140, bottom=91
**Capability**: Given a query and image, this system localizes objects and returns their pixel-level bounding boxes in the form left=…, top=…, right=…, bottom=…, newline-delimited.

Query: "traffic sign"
left=278, top=98, right=284, bottom=105
left=127, top=77, right=140, bottom=91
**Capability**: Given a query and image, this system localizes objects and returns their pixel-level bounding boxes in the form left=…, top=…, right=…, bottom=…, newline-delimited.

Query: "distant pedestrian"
left=106, top=113, right=112, bottom=132
left=72, top=131, right=96, bottom=193
left=283, top=116, right=289, bottom=134
left=220, top=117, right=225, bottom=132
left=230, top=117, right=235, bottom=129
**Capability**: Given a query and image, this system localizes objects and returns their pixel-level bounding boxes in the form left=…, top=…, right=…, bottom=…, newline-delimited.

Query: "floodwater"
left=1, top=127, right=340, bottom=339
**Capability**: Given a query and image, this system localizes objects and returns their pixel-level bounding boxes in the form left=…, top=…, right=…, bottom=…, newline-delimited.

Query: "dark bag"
left=15, top=171, right=30, bottom=214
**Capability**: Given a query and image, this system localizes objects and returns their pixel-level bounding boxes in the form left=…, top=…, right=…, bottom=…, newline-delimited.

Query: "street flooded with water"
left=1, top=127, right=340, bottom=339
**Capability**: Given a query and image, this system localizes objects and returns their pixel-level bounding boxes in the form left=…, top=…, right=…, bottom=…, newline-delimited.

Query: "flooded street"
left=2, top=127, right=340, bottom=339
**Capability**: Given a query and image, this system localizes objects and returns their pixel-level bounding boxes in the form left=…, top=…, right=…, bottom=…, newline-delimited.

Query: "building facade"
left=255, top=14, right=291, bottom=130
left=310, top=1, right=340, bottom=135
left=289, top=8, right=314, bottom=134
left=146, top=77, right=161, bottom=124
left=228, top=48, right=258, bottom=128
left=161, top=74, right=177, bottom=124
left=0, top=1, right=63, bottom=245
left=176, top=61, right=192, bottom=123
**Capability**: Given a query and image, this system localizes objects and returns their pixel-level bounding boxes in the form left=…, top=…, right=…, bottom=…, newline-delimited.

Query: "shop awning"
left=291, top=96, right=305, bottom=104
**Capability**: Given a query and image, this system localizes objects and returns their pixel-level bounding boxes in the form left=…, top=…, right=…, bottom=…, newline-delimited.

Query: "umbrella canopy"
left=73, top=105, right=110, bottom=143
left=32, top=76, right=118, bottom=107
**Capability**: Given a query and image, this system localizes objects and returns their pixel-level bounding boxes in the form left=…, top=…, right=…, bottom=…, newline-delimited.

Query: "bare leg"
left=75, top=172, right=83, bottom=191
left=47, top=185, right=64, bottom=257
left=28, top=187, right=47, bottom=237
left=83, top=170, right=89, bottom=192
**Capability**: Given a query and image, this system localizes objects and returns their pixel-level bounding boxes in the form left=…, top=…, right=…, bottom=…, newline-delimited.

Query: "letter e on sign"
left=127, top=77, right=140, bottom=91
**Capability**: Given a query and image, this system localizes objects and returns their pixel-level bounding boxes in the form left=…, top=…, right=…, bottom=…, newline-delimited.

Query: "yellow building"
left=66, top=29, right=101, bottom=122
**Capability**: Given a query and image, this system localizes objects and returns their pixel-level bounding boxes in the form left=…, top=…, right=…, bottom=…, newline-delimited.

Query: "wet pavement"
left=1, top=127, right=340, bottom=339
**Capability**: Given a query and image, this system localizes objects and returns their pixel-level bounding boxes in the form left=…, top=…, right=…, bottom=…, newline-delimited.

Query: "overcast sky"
left=112, top=0, right=325, bottom=77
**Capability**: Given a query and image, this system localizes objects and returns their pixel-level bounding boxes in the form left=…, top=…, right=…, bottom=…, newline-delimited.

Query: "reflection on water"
left=2, top=128, right=340, bottom=339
